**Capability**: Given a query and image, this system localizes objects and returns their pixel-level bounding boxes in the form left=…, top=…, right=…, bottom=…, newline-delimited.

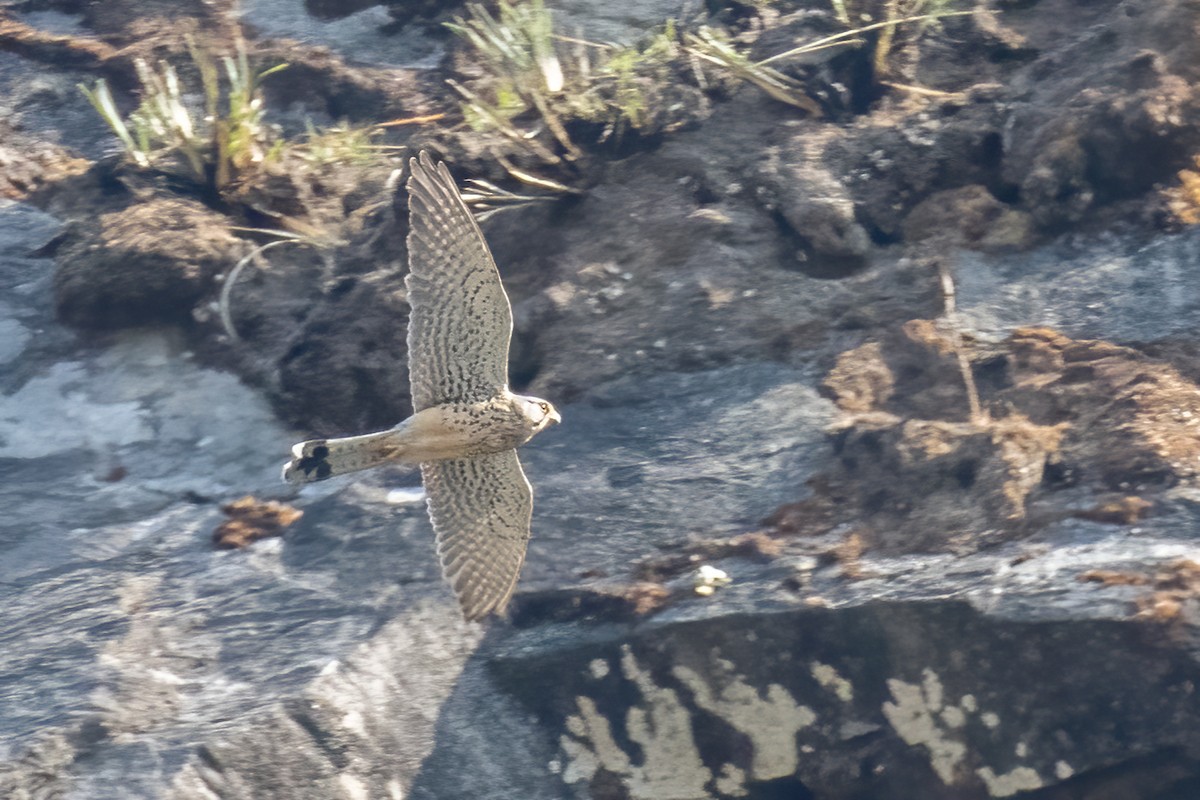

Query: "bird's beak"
left=548, top=409, right=562, bottom=426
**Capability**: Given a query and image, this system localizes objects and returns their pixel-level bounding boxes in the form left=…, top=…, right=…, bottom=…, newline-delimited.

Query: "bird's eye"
left=538, top=402, right=550, bottom=414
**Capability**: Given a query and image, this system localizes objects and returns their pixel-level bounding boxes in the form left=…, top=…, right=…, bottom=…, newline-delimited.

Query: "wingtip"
left=456, top=580, right=519, bottom=623
left=407, top=150, right=459, bottom=204
left=410, top=149, right=438, bottom=179
left=446, top=565, right=514, bottom=622
left=459, top=597, right=508, bottom=623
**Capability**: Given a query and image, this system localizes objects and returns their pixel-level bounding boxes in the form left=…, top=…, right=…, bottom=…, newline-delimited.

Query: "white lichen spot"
left=940, top=705, right=966, bottom=729
left=715, top=764, right=749, bottom=798
left=976, top=766, right=1043, bottom=797
left=565, top=710, right=587, bottom=738
left=589, top=659, right=610, bottom=679
left=811, top=661, right=854, bottom=703
left=882, top=672, right=966, bottom=785
left=673, top=664, right=815, bottom=782
left=878, top=672, right=1037, bottom=794
left=1054, top=760, right=1074, bottom=780
left=561, top=648, right=710, bottom=798
left=560, top=708, right=602, bottom=783
left=922, top=668, right=944, bottom=711
left=559, top=733, right=598, bottom=786
left=561, top=695, right=628, bottom=784
left=620, top=650, right=711, bottom=799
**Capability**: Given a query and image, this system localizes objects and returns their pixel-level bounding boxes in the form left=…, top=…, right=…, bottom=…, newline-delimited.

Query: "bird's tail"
left=282, top=429, right=408, bottom=484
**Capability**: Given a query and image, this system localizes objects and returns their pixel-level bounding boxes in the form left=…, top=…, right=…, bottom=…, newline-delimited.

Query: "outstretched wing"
left=421, top=450, right=532, bottom=621
left=405, top=151, right=513, bottom=411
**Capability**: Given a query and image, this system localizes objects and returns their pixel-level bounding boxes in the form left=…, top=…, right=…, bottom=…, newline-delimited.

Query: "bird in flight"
left=283, top=151, right=560, bottom=621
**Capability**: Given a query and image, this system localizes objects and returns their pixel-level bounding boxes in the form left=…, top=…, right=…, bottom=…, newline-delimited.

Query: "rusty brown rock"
left=212, top=496, right=304, bottom=550
left=794, top=323, right=1200, bottom=554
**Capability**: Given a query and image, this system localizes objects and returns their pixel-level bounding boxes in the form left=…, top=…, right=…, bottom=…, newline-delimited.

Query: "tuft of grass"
left=446, top=0, right=563, bottom=93
left=460, top=172, right=578, bottom=222
left=573, top=21, right=687, bottom=143
left=210, top=42, right=290, bottom=187
left=127, top=56, right=207, bottom=178
left=871, top=0, right=968, bottom=78
left=756, top=7, right=976, bottom=66
left=447, top=0, right=579, bottom=159
left=447, top=3, right=693, bottom=162
left=78, top=80, right=149, bottom=167
left=830, top=0, right=852, bottom=25
left=78, top=37, right=287, bottom=192
left=687, top=3, right=978, bottom=109
left=685, top=26, right=823, bottom=115
left=298, top=121, right=405, bottom=166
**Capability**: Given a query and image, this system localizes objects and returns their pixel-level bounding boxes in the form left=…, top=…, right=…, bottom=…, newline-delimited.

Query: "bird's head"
left=514, top=394, right=561, bottom=433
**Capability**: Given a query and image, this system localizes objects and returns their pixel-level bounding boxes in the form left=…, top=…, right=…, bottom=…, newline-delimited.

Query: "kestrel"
left=283, top=151, right=560, bottom=621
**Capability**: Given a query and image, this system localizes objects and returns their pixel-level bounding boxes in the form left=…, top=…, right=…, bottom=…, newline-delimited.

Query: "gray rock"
left=1, top=199, right=845, bottom=797
left=955, top=226, right=1200, bottom=345
left=239, top=0, right=441, bottom=69
left=0, top=49, right=115, bottom=160
left=489, top=522, right=1200, bottom=799
left=10, top=167, right=1200, bottom=796
left=548, top=0, right=686, bottom=46
left=6, top=0, right=1200, bottom=794
left=763, top=140, right=872, bottom=264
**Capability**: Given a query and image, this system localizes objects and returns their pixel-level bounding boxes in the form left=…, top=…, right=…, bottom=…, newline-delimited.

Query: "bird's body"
left=282, top=151, right=560, bottom=621
left=284, top=394, right=555, bottom=478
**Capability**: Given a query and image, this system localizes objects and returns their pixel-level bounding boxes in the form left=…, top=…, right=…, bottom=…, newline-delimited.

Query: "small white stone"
left=694, top=565, right=732, bottom=594
left=940, top=706, right=965, bottom=728
left=385, top=487, right=425, bottom=504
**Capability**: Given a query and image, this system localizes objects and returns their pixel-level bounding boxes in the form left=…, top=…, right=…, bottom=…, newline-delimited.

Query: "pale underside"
left=421, top=451, right=533, bottom=621
left=406, top=151, right=532, bottom=620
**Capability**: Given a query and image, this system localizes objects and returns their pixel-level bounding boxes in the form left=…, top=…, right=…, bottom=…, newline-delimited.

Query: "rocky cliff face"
left=3, top=0, right=1200, bottom=798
